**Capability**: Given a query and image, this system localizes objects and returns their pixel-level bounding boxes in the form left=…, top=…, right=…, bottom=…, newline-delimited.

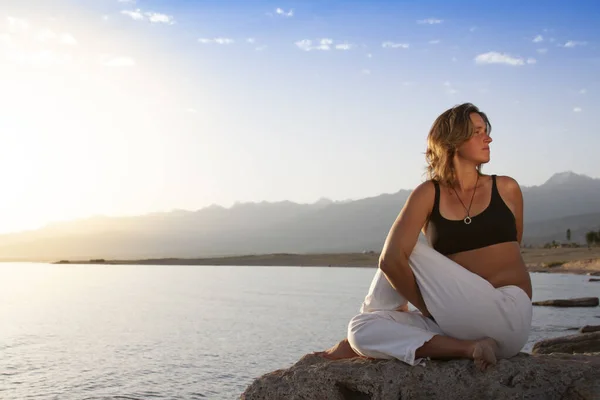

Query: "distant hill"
left=1, top=171, right=599, bottom=261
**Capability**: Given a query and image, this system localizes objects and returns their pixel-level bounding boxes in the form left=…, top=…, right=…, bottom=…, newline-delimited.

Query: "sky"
left=0, top=0, right=599, bottom=234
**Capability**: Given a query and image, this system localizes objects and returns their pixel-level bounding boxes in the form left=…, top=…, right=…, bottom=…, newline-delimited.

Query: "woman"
left=315, top=103, right=533, bottom=372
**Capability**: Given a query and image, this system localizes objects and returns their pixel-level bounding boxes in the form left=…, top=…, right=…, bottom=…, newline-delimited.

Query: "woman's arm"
left=498, top=176, right=524, bottom=245
left=379, top=181, right=435, bottom=316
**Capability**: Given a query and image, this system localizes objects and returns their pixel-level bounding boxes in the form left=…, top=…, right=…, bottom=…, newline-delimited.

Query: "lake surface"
left=1, top=263, right=598, bottom=399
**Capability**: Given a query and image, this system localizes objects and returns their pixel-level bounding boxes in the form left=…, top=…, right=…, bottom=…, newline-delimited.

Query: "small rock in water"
left=589, top=278, right=600, bottom=282
left=532, top=332, right=600, bottom=354
left=580, top=325, right=600, bottom=333
left=532, top=297, right=599, bottom=307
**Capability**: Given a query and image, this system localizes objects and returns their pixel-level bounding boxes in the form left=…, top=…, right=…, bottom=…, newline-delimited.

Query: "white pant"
left=347, top=235, right=532, bottom=366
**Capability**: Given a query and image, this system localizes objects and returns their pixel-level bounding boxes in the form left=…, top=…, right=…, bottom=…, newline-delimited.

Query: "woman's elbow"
left=378, top=252, right=407, bottom=273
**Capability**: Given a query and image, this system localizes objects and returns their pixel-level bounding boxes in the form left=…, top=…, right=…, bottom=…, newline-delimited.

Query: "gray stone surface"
left=241, top=352, right=600, bottom=400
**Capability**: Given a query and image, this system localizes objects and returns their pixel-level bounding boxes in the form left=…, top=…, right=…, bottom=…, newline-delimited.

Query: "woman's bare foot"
left=313, top=338, right=362, bottom=360
left=471, top=338, right=499, bottom=371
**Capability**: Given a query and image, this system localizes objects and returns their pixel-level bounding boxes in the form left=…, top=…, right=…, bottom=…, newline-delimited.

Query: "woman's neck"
left=452, top=161, right=479, bottom=191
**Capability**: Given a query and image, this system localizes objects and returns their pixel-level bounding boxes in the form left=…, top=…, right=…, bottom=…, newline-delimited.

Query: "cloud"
left=335, top=43, right=352, bottom=50
left=255, top=45, right=267, bottom=51
left=146, top=13, right=175, bottom=24
left=121, top=9, right=144, bottom=21
left=429, top=39, right=441, bottom=44
left=367, top=53, right=372, bottom=58
left=0, top=33, right=12, bottom=47
left=362, top=69, right=371, bottom=75
left=573, top=107, right=582, bottom=112
left=7, top=16, right=29, bottom=33
left=6, top=49, right=73, bottom=66
left=533, top=35, right=543, bottom=43
left=382, top=41, right=409, bottom=49
left=579, top=89, right=587, bottom=94
left=275, top=8, right=294, bottom=17
left=35, top=30, right=77, bottom=45
left=118, top=0, right=136, bottom=3
left=469, top=26, right=477, bottom=32
left=185, top=108, right=198, bottom=114
left=121, top=9, right=175, bottom=24
left=59, top=33, right=77, bottom=45
left=295, top=38, right=347, bottom=51
left=563, top=40, right=587, bottom=48
left=417, top=18, right=443, bottom=24
left=246, top=38, right=256, bottom=44
left=526, top=57, right=537, bottom=64
left=443, top=81, right=458, bottom=94
left=536, top=48, right=548, bottom=54
left=197, top=37, right=235, bottom=44
left=474, top=51, right=527, bottom=66
left=103, top=56, right=135, bottom=67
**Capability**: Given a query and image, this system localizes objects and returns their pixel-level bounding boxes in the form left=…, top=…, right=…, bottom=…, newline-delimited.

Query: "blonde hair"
left=425, top=103, right=491, bottom=187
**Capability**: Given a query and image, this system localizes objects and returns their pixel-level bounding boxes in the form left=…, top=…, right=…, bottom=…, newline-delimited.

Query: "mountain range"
left=1, top=171, right=599, bottom=261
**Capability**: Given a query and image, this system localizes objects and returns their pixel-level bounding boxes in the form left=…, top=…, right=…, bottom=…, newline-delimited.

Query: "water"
left=1, top=263, right=598, bottom=400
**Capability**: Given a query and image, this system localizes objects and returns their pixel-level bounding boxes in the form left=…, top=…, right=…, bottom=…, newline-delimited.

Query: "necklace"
left=451, top=174, right=479, bottom=225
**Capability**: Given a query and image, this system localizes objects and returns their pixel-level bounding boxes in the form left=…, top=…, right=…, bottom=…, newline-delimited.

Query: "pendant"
left=464, top=216, right=472, bottom=225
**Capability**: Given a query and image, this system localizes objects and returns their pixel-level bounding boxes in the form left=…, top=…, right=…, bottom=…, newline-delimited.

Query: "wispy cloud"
left=121, top=9, right=144, bottom=21
left=474, top=51, right=528, bottom=66
left=35, top=30, right=77, bottom=45
left=382, top=41, right=409, bottom=49
left=417, top=18, right=443, bottom=24
left=198, top=37, right=235, bottom=45
left=537, top=48, right=548, bottom=54
left=335, top=43, right=352, bottom=50
left=362, top=69, right=371, bottom=75
left=7, top=16, right=29, bottom=33
left=275, top=8, right=294, bottom=17
left=573, top=107, right=582, bottom=112
left=443, top=81, right=458, bottom=94
left=146, top=13, right=175, bottom=24
left=103, top=56, right=135, bottom=67
left=579, top=89, right=587, bottom=94
left=246, top=38, right=256, bottom=44
left=563, top=40, right=587, bottom=48
left=429, top=39, right=441, bottom=44
left=6, top=49, right=73, bottom=67
left=118, top=0, right=136, bottom=3
left=527, top=57, right=537, bottom=64
left=533, top=35, right=543, bottom=43
left=295, top=38, right=348, bottom=51
left=185, top=108, right=198, bottom=114
left=121, top=9, right=175, bottom=24
left=59, top=33, right=77, bottom=45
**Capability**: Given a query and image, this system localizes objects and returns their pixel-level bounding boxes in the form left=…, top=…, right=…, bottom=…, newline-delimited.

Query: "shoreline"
left=36, top=247, right=600, bottom=276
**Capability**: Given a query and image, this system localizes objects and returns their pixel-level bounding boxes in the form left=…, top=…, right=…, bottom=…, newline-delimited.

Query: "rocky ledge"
left=241, top=352, right=600, bottom=400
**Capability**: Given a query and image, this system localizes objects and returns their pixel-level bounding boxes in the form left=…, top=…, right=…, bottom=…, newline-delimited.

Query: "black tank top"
left=427, top=175, right=518, bottom=255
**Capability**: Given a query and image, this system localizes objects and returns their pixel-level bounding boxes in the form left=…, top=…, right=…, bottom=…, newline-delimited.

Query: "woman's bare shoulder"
left=494, top=175, right=523, bottom=203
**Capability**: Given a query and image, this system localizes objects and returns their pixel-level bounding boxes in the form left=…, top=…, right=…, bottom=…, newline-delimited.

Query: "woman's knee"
left=347, top=313, right=381, bottom=352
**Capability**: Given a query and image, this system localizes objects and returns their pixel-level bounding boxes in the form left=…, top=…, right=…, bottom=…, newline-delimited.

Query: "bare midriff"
left=447, top=241, right=532, bottom=300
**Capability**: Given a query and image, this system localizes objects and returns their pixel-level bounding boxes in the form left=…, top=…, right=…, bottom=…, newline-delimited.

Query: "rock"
left=241, top=353, right=600, bottom=399
left=241, top=353, right=600, bottom=400
left=587, top=272, right=600, bottom=276
left=589, top=278, right=600, bottom=282
left=532, top=332, right=600, bottom=354
left=580, top=325, right=600, bottom=333
left=532, top=297, right=599, bottom=307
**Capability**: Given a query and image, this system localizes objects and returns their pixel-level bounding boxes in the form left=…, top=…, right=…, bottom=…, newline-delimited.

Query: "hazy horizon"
left=1, top=0, right=599, bottom=234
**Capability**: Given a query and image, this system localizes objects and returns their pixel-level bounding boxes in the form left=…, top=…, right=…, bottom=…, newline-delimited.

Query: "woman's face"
left=456, top=112, right=492, bottom=164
